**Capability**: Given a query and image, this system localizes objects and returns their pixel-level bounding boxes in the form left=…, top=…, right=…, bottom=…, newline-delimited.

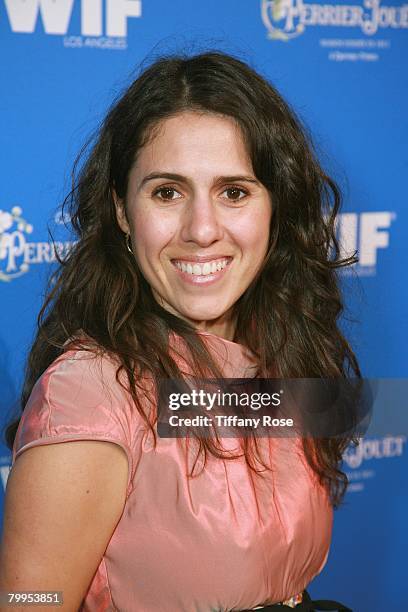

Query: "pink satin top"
left=11, top=331, right=333, bottom=611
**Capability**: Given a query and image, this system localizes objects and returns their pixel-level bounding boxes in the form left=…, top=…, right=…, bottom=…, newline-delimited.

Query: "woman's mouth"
left=171, top=257, right=233, bottom=285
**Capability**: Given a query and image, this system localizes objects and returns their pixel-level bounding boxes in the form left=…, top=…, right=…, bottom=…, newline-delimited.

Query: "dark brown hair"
left=6, top=50, right=360, bottom=508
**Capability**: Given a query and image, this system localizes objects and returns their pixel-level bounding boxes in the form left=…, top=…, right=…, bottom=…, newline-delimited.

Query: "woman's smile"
left=171, top=255, right=233, bottom=285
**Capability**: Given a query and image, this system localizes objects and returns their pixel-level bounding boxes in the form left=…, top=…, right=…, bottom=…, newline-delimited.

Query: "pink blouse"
left=11, top=331, right=333, bottom=611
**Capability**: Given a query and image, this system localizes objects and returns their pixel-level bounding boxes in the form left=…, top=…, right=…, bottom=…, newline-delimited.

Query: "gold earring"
left=125, top=233, right=134, bottom=255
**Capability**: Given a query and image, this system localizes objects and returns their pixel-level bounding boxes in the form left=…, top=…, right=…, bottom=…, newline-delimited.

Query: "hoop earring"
left=125, top=233, right=134, bottom=255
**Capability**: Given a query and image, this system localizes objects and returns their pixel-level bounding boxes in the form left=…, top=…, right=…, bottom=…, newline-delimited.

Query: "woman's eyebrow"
left=138, top=172, right=260, bottom=191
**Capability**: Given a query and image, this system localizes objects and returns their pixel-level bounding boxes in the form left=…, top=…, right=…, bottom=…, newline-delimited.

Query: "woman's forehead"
left=132, top=111, right=253, bottom=181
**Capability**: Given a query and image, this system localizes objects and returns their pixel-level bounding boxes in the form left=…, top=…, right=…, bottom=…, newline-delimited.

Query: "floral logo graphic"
left=261, top=0, right=305, bottom=41
left=0, top=206, right=76, bottom=282
left=261, top=0, right=407, bottom=41
left=0, top=206, right=33, bottom=281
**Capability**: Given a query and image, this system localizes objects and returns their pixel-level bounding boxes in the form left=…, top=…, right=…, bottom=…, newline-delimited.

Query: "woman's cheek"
left=133, top=212, right=176, bottom=260
left=233, top=213, right=270, bottom=258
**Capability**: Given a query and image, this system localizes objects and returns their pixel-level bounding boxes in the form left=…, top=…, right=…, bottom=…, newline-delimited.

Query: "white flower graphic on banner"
left=0, top=206, right=33, bottom=281
left=0, top=210, right=13, bottom=232
left=0, top=205, right=76, bottom=282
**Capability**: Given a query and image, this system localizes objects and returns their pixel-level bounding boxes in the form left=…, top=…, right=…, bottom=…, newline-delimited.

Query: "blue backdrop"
left=1, top=1, right=407, bottom=610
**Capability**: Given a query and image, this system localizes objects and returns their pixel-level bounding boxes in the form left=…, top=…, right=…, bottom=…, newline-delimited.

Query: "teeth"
left=174, top=258, right=229, bottom=276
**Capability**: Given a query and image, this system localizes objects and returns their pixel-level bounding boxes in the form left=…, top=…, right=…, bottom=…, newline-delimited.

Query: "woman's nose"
left=180, top=196, right=224, bottom=247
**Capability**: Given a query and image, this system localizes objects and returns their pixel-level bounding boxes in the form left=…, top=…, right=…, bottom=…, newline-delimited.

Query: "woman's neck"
left=194, top=315, right=237, bottom=342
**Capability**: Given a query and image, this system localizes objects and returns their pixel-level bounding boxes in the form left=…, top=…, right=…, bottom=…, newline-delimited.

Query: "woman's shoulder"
left=12, top=333, right=146, bottom=469
left=45, top=332, right=128, bottom=404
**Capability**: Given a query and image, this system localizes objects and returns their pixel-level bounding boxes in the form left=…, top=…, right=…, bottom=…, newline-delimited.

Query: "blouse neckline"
left=195, top=329, right=246, bottom=348
left=63, top=328, right=258, bottom=374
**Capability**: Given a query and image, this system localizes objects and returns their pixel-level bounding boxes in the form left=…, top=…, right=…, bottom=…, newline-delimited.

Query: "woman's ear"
left=112, top=188, right=130, bottom=234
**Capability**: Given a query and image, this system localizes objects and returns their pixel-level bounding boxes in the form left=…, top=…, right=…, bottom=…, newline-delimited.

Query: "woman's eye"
left=153, top=186, right=182, bottom=201
left=222, top=186, right=248, bottom=202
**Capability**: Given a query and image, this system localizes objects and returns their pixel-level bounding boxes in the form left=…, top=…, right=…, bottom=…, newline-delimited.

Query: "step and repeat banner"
left=1, top=1, right=407, bottom=610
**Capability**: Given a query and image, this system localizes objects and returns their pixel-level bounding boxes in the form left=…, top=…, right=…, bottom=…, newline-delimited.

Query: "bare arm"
left=0, top=440, right=129, bottom=611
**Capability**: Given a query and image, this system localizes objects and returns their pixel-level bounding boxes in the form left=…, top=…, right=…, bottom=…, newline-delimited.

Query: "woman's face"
left=115, top=111, right=272, bottom=339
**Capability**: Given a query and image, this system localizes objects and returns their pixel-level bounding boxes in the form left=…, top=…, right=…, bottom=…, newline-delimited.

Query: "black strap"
left=294, top=589, right=352, bottom=611
left=238, top=589, right=353, bottom=611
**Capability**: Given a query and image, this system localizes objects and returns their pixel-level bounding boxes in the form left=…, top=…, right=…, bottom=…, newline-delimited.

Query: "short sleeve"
left=12, top=348, right=136, bottom=498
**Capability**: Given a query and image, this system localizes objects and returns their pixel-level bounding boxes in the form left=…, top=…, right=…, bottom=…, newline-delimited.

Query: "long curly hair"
left=5, top=50, right=360, bottom=508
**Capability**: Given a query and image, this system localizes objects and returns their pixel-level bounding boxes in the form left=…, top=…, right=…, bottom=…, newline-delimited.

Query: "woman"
left=0, top=51, right=359, bottom=611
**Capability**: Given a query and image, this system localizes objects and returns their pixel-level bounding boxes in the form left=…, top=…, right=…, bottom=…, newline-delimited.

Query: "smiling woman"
left=1, top=50, right=358, bottom=611
left=114, top=111, right=272, bottom=337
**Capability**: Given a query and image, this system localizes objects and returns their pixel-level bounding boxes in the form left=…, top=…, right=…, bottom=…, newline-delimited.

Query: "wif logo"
left=336, top=211, right=396, bottom=274
left=4, top=0, right=142, bottom=49
left=262, top=0, right=408, bottom=41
